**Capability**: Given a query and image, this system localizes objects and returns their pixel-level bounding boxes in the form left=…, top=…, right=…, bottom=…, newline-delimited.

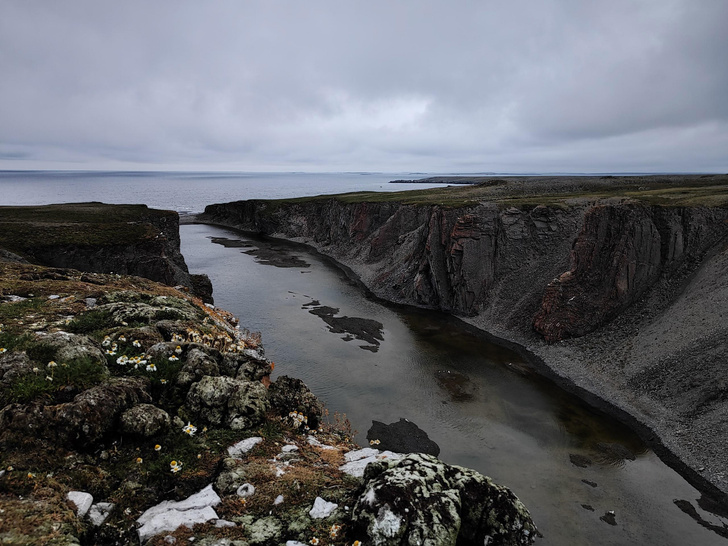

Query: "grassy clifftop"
left=0, top=203, right=177, bottom=259
left=245, top=174, right=728, bottom=210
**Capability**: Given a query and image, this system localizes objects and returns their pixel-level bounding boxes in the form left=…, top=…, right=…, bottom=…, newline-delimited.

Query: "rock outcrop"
left=0, top=203, right=213, bottom=302
left=352, top=453, right=537, bottom=546
left=533, top=204, right=728, bottom=341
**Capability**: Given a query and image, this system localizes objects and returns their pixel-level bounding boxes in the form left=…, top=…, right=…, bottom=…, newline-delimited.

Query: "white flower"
left=45, top=375, right=53, bottom=382
left=168, top=355, right=179, bottom=362
left=102, top=337, right=111, bottom=347
left=170, top=460, right=182, bottom=473
left=116, top=356, right=129, bottom=365
left=175, top=345, right=182, bottom=354
left=118, top=335, right=126, bottom=342
left=182, top=422, right=197, bottom=436
left=47, top=361, right=57, bottom=368
left=0, top=348, right=7, bottom=354
left=146, top=363, right=156, bottom=372
left=132, top=340, right=142, bottom=348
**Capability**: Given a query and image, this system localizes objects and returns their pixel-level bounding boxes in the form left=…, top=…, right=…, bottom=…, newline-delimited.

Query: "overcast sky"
left=1, top=1, right=726, bottom=173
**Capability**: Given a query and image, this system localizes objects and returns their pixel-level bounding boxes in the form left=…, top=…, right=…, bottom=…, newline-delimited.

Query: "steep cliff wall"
left=203, top=198, right=728, bottom=341
left=533, top=204, right=728, bottom=341
left=0, top=203, right=213, bottom=302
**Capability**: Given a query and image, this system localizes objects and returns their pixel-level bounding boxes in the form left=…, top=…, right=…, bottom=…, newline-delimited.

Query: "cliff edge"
left=0, top=202, right=213, bottom=303
left=200, top=174, right=728, bottom=501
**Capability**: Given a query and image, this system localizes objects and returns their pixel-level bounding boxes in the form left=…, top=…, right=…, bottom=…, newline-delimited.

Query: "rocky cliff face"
left=206, top=198, right=728, bottom=342
left=204, top=200, right=585, bottom=333
left=533, top=204, right=728, bottom=341
left=0, top=203, right=213, bottom=302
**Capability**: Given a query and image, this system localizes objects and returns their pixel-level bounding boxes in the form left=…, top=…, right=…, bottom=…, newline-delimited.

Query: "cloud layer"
left=1, top=1, right=726, bottom=172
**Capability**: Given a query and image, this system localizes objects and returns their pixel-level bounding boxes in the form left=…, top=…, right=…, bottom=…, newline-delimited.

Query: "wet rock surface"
left=303, top=299, right=384, bottom=351
left=435, top=369, right=477, bottom=401
left=367, top=418, right=440, bottom=457
left=211, top=236, right=310, bottom=268
left=352, top=452, right=537, bottom=545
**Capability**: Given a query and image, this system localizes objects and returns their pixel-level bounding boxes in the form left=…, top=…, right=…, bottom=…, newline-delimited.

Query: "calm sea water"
left=0, top=170, right=449, bottom=213
left=2, top=170, right=727, bottom=544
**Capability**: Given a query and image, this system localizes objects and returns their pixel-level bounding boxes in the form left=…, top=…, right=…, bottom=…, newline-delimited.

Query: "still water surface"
left=182, top=223, right=727, bottom=546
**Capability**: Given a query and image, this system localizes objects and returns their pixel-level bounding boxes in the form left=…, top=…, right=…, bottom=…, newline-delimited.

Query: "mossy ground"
left=0, top=262, right=363, bottom=545
left=0, top=202, right=176, bottom=259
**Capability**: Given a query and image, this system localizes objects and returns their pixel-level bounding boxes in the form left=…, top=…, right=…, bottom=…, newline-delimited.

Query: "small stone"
left=569, top=454, right=592, bottom=468
left=600, top=511, right=617, bottom=526
left=309, top=497, right=337, bottom=519
left=88, top=502, right=114, bottom=526
left=236, top=483, right=255, bottom=498
left=274, top=495, right=284, bottom=505
left=67, top=491, right=93, bottom=517
left=228, top=437, right=263, bottom=458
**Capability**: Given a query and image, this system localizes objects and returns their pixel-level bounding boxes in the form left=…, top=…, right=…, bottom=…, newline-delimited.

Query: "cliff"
left=200, top=174, right=728, bottom=501
left=0, top=202, right=213, bottom=302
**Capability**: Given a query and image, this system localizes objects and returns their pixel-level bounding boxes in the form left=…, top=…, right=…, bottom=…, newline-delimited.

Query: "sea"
left=2, top=170, right=727, bottom=545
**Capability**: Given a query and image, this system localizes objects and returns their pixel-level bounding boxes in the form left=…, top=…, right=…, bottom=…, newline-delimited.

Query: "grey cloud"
left=0, top=0, right=726, bottom=172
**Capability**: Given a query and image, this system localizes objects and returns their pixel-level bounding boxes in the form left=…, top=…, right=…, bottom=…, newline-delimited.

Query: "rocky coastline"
left=198, top=174, right=728, bottom=504
left=0, top=204, right=537, bottom=545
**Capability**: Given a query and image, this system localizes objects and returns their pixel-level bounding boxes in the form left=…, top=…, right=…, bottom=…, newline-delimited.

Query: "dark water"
left=182, top=223, right=728, bottom=546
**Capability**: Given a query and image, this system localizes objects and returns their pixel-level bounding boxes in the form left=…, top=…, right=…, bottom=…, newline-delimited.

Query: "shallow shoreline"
left=190, top=214, right=728, bottom=507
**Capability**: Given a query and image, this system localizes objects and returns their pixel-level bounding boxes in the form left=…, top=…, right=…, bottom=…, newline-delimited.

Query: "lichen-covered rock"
left=34, top=331, right=108, bottom=370
left=176, top=347, right=221, bottom=388
left=268, top=375, right=324, bottom=429
left=221, top=350, right=271, bottom=382
left=120, top=403, right=171, bottom=437
left=214, top=457, right=249, bottom=495
left=0, top=351, right=34, bottom=387
left=94, top=299, right=202, bottom=327
left=246, top=515, right=283, bottom=545
left=352, top=453, right=537, bottom=546
left=0, top=376, right=152, bottom=447
left=185, top=375, right=269, bottom=430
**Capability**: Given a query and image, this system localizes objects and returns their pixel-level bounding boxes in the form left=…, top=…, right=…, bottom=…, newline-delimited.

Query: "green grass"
left=0, top=298, right=46, bottom=322
left=66, top=308, right=116, bottom=333
left=1, top=356, right=106, bottom=405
